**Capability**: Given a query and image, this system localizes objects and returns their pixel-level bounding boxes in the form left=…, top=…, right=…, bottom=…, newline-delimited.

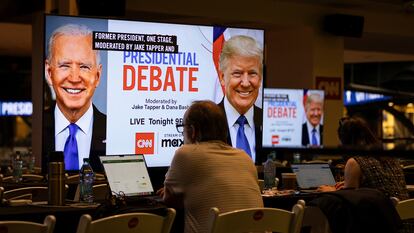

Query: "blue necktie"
left=64, top=123, right=79, bottom=170
left=311, top=128, right=318, bottom=145
left=236, top=115, right=252, bottom=157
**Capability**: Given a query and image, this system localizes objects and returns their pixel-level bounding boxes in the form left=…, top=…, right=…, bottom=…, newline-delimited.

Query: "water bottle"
left=26, top=148, right=35, bottom=173
left=79, top=158, right=94, bottom=204
left=293, top=153, right=301, bottom=164
left=12, top=151, right=23, bottom=183
left=263, top=153, right=276, bottom=190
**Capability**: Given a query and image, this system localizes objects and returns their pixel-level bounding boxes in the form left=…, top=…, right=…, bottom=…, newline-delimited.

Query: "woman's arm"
left=343, top=157, right=361, bottom=189
left=163, top=185, right=184, bottom=208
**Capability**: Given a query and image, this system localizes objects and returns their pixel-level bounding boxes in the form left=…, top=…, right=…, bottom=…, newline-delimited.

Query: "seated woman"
left=318, top=116, right=409, bottom=201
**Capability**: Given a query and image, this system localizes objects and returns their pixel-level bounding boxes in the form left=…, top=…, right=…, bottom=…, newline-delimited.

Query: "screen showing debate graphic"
left=262, top=88, right=325, bottom=148
left=42, top=15, right=265, bottom=168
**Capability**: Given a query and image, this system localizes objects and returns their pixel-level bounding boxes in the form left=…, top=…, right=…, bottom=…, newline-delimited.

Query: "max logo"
left=135, top=132, right=154, bottom=154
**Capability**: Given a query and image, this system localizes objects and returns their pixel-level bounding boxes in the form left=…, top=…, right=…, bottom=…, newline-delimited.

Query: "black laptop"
left=291, top=163, right=336, bottom=192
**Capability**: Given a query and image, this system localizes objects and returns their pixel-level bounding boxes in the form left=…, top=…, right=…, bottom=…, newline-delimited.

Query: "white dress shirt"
left=223, top=97, right=256, bottom=162
left=54, top=104, right=94, bottom=168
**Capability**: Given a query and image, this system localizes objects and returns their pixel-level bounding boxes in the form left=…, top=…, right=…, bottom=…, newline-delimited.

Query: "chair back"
left=66, top=173, right=106, bottom=185
left=73, top=183, right=109, bottom=202
left=301, top=206, right=331, bottom=233
left=66, top=174, right=80, bottom=184
left=0, top=215, right=55, bottom=233
left=394, top=198, right=414, bottom=220
left=2, top=174, right=45, bottom=182
left=302, top=159, right=332, bottom=164
left=76, top=208, right=176, bottom=233
left=208, top=204, right=304, bottom=233
left=0, top=186, right=4, bottom=205
left=92, top=183, right=109, bottom=202
left=4, top=186, right=48, bottom=202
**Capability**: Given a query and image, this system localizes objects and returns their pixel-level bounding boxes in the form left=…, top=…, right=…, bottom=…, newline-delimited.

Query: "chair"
left=3, top=186, right=48, bottom=202
left=33, top=166, right=42, bottom=174
left=2, top=174, right=45, bottom=182
left=403, top=164, right=414, bottom=170
left=73, top=183, right=110, bottom=202
left=302, top=159, right=332, bottom=164
left=208, top=203, right=304, bottom=233
left=391, top=198, right=414, bottom=232
left=297, top=199, right=306, bottom=207
left=0, top=215, right=55, bottom=233
left=0, top=186, right=5, bottom=205
left=393, top=198, right=414, bottom=220
left=298, top=199, right=331, bottom=233
left=92, top=183, right=109, bottom=202
left=66, top=173, right=106, bottom=184
left=75, top=208, right=176, bottom=233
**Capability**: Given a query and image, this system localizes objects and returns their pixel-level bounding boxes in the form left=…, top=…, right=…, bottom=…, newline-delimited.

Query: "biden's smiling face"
left=46, top=34, right=102, bottom=117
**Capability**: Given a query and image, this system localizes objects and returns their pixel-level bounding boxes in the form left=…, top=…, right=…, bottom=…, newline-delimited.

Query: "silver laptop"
left=99, top=154, right=155, bottom=198
left=291, top=163, right=336, bottom=190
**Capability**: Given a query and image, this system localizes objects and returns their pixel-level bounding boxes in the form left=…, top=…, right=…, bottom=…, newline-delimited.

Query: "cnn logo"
left=135, top=133, right=155, bottom=154
left=137, top=139, right=152, bottom=148
left=315, top=77, right=342, bottom=100
left=272, top=135, right=279, bottom=145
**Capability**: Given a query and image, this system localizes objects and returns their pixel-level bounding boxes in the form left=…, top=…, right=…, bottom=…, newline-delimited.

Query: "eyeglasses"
left=176, top=123, right=192, bottom=134
left=176, top=124, right=184, bottom=133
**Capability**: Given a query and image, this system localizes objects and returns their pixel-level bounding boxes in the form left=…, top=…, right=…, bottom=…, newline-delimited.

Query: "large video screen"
left=42, top=15, right=264, bottom=169
left=262, top=88, right=325, bottom=148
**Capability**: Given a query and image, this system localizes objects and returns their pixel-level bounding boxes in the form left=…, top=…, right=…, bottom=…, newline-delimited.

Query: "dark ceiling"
left=0, top=0, right=45, bottom=24
left=1, top=0, right=413, bottom=23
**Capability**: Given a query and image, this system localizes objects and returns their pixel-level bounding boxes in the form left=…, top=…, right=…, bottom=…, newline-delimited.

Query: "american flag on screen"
left=212, top=26, right=227, bottom=103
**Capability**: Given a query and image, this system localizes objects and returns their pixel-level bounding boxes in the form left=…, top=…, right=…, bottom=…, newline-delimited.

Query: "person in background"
left=158, top=100, right=263, bottom=233
left=218, top=35, right=263, bottom=164
left=43, top=23, right=106, bottom=172
left=318, top=116, right=409, bottom=201
left=302, top=92, right=324, bottom=147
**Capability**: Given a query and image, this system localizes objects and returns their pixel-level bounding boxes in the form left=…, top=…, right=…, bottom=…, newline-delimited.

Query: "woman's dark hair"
left=337, top=116, right=379, bottom=147
left=184, top=100, right=228, bottom=143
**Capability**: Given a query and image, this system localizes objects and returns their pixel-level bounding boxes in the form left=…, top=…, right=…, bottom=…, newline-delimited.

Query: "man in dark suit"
left=217, top=35, right=263, bottom=164
left=302, top=92, right=324, bottom=147
left=42, top=104, right=106, bottom=172
left=43, top=23, right=106, bottom=172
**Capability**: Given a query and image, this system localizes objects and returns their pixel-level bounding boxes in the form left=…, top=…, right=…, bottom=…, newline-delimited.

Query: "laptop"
left=290, top=163, right=336, bottom=192
left=99, top=154, right=160, bottom=202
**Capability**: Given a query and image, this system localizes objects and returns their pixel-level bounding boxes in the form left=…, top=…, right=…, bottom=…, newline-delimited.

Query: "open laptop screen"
left=100, top=154, right=154, bottom=197
left=291, top=163, right=336, bottom=189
